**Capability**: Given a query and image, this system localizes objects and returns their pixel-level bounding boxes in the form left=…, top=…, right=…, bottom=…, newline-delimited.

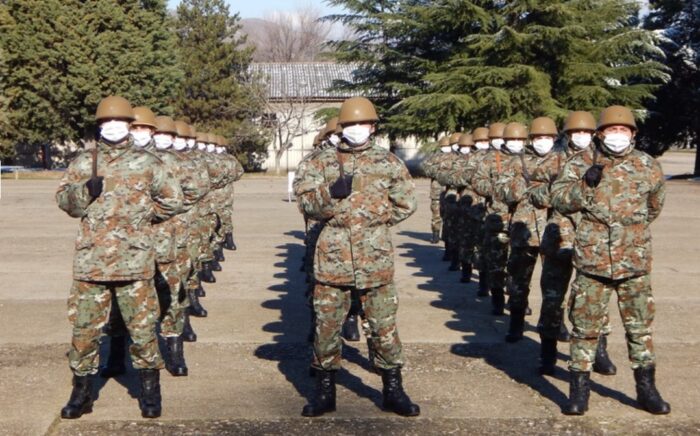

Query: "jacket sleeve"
left=551, top=157, right=593, bottom=215
left=388, top=159, right=417, bottom=225
left=150, top=162, right=185, bottom=222
left=472, top=155, right=493, bottom=198
left=55, top=152, right=92, bottom=218
left=294, top=156, right=336, bottom=220
left=647, top=159, right=666, bottom=224
left=495, top=157, right=526, bottom=207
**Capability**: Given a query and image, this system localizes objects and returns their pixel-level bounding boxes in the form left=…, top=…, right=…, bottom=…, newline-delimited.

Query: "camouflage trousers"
left=506, top=246, right=539, bottom=311
left=158, top=250, right=191, bottom=337
left=313, top=283, right=403, bottom=371
left=458, top=214, right=480, bottom=265
left=482, top=215, right=509, bottom=293
left=196, top=212, right=217, bottom=264
left=429, top=179, right=442, bottom=234
left=67, top=279, right=163, bottom=376
left=537, top=252, right=613, bottom=340
left=569, top=273, right=655, bottom=372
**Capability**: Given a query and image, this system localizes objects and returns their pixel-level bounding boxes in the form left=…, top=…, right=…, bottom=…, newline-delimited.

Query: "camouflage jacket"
left=494, top=150, right=549, bottom=247
left=421, top=152, right=444, bottom=179
left=166, top=149, right=210, bottom=250
left=473, top=149, right=511, bottom=225
left=551, top=146, right=665, bottom=279
left=529, top=147, right=579, bottom=255
left=56, top=140, right=184, bottom=281
left=294, top=140, right=417, bottom=288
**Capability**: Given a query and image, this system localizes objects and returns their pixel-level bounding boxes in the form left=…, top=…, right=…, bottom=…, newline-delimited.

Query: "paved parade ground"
left=1, top=152, right=699, bottom=435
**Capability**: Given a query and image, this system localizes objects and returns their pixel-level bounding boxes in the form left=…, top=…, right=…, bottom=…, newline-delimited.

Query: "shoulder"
left=629, top=149, right=659, bottom=169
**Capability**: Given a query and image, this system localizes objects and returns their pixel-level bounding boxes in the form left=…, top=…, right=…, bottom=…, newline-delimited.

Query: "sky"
left=167, top=1, right=345, bottom=18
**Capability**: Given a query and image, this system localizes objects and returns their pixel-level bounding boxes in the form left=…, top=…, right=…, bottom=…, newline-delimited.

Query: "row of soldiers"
left=422, top=106, right=670, bottom=415
left=56, top=96, right=243, bottom=419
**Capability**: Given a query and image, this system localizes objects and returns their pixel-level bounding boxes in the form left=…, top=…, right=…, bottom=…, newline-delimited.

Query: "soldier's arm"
left=293, top=156, right=336, bottom=220
left=528, top=159, right=554, bottom=209
left=472, top=156, right=493, bottom=198
left=233, top=157, right=245, bottom=181
left=55, top=153, right=92, bottom=218
left=150, top=162, right=185, bottom=222
left=496, top=159, right=526, bottom=206
left=551, top=158, right=591, bottom=215
left=647, top=159, right=666, bottom=223
left=388, top=158, right=417, bottom=225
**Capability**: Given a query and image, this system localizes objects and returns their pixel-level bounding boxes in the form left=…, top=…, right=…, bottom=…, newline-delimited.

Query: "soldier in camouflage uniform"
left=473, top=122, right=509, bottom=315
left=56, top=96, right=183, bottom=419
left=436, top=133, right=464, bottom=271
left=495, top=120, right=553, bottom=343
left=217, top=136, right=245, bottom=253
left=552, top=106, right=670, bottom=415
left=529, top=111, right=615, bottom=376
left=469, top=128, right=493, bottom=295
left=420, top=136, right=450, bottom=244
left=295, top=97, right=420, bottom=417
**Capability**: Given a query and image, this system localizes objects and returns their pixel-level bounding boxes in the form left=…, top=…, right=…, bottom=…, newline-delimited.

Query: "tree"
left=174, top=0, right=268, bottom=169
left=640, top=0, right=700, bottom=173
left=0, top=3, right=13, bottom=162
left=253, top=6, right=332, bottom=62
left=0, top=0, right=182, bottom=165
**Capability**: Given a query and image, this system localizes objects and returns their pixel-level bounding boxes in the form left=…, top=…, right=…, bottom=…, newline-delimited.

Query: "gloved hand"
left=583, top=165, right=604, bottom=188
left=85, top=176, right=104, bottom=199
left=329, top=175, right=353, bottom=199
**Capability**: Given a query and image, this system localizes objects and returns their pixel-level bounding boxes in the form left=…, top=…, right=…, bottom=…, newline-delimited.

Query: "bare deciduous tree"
left=253, top=6, right=332, bottom=62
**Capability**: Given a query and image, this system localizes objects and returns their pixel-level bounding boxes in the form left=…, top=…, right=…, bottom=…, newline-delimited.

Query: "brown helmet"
left=503, top=122, right=528, bottom=139
left=563, top=111, right=596, bottom=133
left=132, top=106, right=157, bottom=128
left=438, top=136, right=450, bottom=147
left=338, top=97, right=379, bottom=125
left=472, top=127, right=490, bottom=142
left=174, top=120, right=190, bottom=138
left=154, top=116, right=177, bottom=135
left=324, top=117, right=339, bottom=138
left=458, top=133, right=474, bottom=147
left=95, top=96, right=134, bottom=122
left=597, top=105, right=637, bottom=131
left=449, top=132, right=462, bottom=145
left=529, top=117, right=558, bottom=137
left=196, top=132, right=208, bottom=143
left=189, top=124, right=197, bottom=139
left=488, top=122, right=506, bottom=139
left=313, top=134, right=321, bottom=147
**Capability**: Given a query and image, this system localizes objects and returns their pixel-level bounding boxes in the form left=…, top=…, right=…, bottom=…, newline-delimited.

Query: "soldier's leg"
left=537, top=253, right=573, bottom=374
left=311, top=283, right=351, bottom=371
left=198, top=213, right=217, bottom=283
left=485, top=229, right=509, bottom=316
left=430, top=197, right=441, bottom=243
left=505, top=246, right=538, bottom=342
left=210, top=213, right=224, bottom=271
left=99, top=293, right=128, bottom=378
left=67, top=280, right=112, bottom=376
left=159, top=257, right=190, bottom=377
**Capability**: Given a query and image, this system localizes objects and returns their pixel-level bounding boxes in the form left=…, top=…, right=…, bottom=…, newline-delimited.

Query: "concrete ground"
left=0, top=151, right=698, bottom=435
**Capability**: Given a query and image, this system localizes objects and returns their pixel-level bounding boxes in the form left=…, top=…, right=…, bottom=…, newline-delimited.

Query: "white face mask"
left=216, top=146, right=225, bottom=154
left=505, top=140, right=524, bottom=153
left=603, top=133, right=632, bottom=154
left=571, top=132, right=592, bottom=150
left=491, top=138, right=504, bottom=150
left=197, top=143, right=206, bottom=151
left=173, top=137, right=187, bottom=151
left=342, top=125, right=372, bottom=146
left=101, top=120, right=130, bottom=144
left=459, top=147, right=471, bottom=155
left=187, top=139, right=196, bottom=149
left=451, top=144, right=459, bottom=151
left=440, top=146, right=452, bottom=153
left=206, top=144, right=216, bottom=153
left=154, top=134, right=173, bottom=150
left=475, top=141, right=490, bottom=150
left=329, top=134, right=341, bottom=146
left=131, top=130, right=152, bottom=148
left=532, top=137, right=554, bottom=155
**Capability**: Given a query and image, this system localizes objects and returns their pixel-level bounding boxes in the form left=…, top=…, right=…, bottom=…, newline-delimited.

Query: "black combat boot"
left=634, top=365, right=671, bottom=414
left=301, top=370, right=336, bottom=417
left=563, top=370, right=590, bottom=415
left=505, top=308, right=526, bottom=343
left=99, top=335, right=127, bottom=378
left=477, top=272, right=489, bottom=297
left=491, top=291, right=505, bottom=316
left=539, top=337, right=557, bottom=375
left=165, top=336, right=188, bottom=377
left=592, top=334, right=617, bottom=375
left=558, top=321, right=571, bottom=342
left=182, top=312, right=197, bottom=342
left=211, top=258, right=222, bottom=272
left=224, top=232, right=237, bottom=251
left=380, top=368, right=420, bottom=417
left=214, top=246, right=225, bottom=262
left=188, top=290, right=208, bottom=318
left=341, top=314, right=360, bottom=342
left=60, top=375, right=94, bottom=419
left=460, top=262, right=472, bottom=283
left=431, top=230, right=440, bottom=244
left=195, top=281, right=206, bottom=298
left=199, top=261, right=216, bottom=283
left=138, top=369, right=162, bottom=418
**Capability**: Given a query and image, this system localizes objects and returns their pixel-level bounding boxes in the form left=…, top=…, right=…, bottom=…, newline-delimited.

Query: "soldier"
left=421, top=136, right=452, bottom=245
left=294, top=97, right=419, bottom=417
left=552, top=105, right=670, bottom=415
left=439, top=132, right=465, bottom=271
left=495, top=120, right=553, bottom=342
left=217, top=136, right=244, bottom=252
left=470, top=127, right=493, bottom=296
left=473, top=122, right=509, bottom=315
left=56, top=96, right=183, bottom=419
left=530, top=111, right=616, bottom=375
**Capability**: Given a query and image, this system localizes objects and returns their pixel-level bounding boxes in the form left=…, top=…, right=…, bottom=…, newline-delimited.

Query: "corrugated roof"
left=250, top=62, right=362, bottom=100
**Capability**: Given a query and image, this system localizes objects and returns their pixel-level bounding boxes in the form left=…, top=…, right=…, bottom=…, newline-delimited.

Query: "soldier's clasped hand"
left=583, top=164, right=604, bottom=188
left=329, top=175, right=353, bottom=199
left=85, top=176, right=104, bottom=199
